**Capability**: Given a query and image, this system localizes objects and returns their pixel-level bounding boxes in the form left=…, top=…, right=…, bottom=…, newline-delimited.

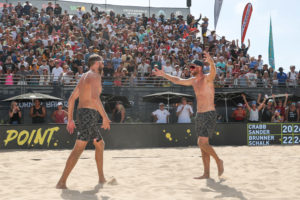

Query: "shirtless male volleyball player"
left=56, top=54, right=110, bottom=189
left=153, top=52, right=224, bottom=179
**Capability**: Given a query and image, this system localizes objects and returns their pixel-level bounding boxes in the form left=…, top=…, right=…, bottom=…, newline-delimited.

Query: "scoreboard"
left=247, top=123, right=300, bottom=146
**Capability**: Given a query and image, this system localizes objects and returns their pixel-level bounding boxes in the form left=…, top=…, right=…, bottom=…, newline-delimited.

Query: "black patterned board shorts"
left=76, top=108, right=102, bottom=142
left=195, top=111, right=217, bottom=138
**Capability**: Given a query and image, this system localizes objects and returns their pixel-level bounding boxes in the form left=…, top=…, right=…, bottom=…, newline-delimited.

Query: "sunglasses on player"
left=190, top=65, right=197, bottom=70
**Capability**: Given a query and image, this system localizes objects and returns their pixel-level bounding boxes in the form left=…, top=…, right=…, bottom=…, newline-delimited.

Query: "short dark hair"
left=88, top=54, right=102, bottom=68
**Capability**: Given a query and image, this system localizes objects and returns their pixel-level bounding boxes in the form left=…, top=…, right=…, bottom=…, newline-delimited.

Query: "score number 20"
left=282, top=125, right=300, bottom=144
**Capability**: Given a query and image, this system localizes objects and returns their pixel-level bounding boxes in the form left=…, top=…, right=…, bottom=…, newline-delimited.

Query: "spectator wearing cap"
left=287, top=65, right=298, bottom=87
left=176, top=97, right=193, bottom=123
left=52, top=102, right=68, bottom=123
left=112, top=102, right=126, bottom=123
left=242, top=94, right=266, bottom=122
left=285, top=102, right=299, bottom=122
left=271, top=109, right=284, bottom=123
left=231, top=103, right=246, bottom=122
left=152, top=103, right=170, bottom=123
left=277, top=67, right=287, bottom=87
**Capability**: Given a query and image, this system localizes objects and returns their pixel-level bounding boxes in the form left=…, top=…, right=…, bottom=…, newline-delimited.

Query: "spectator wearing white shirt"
left=287, top=65, right=298, bottom=87
left=162, top=60, right=174, bottom=75
left=51, top=60, right=63, bottom=85
left=137, top=59, right=150, bottom=76
left=246, top=68, right=257, bottom=87
left=171, top=65, right=182, bottom=77
left=152, top=103, right=170, bottom=123
left=17, top=56, right=29, bottom=69
left=176, top=98, right=194, bottom=123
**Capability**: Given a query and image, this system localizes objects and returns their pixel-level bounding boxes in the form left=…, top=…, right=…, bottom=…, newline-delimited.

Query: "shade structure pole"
left=225, top=96, right=228, bottom=122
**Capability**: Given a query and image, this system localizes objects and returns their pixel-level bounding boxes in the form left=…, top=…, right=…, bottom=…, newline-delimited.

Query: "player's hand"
left=67, top=120, right=76, bottom=134
left=153, top=67, right=165, bottom=77
left=102, top=118, right=111, bottom=130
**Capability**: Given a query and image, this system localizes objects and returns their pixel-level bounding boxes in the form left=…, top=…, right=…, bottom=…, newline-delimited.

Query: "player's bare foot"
left=56, top=181, right=67, bottom=189
left=194, top=174, right=210, bottom=179
left=217, top=159, right=224, bottom=177
left=99, top=177, right=107, bottom=184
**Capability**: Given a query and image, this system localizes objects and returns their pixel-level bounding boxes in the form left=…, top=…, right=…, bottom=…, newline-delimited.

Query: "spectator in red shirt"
left=231, top=103, right=246, bottom=122
left=51, top=102, right=68, bottom=123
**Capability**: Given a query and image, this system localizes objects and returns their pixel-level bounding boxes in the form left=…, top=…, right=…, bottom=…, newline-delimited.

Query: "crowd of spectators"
left=231, top=94, right=300, bottom=123
left=0, top=1, right=299, bottom=88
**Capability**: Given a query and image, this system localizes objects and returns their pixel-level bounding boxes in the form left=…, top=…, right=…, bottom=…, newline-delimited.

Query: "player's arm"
left=153, top=68, right=194, bottom=86
left=67, top=81, right=80, bottom=122
left=204, top=52, right=216, bottom=82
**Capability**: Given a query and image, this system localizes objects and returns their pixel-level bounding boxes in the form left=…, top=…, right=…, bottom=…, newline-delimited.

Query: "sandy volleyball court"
left=1, top=146, right=300, bottom=200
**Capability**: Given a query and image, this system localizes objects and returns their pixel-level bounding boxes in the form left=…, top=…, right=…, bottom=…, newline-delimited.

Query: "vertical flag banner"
left=214, top=0, right=223, bottom=30
left=268, top=18, right=275, bottom=69
left=241, top=3, right=253, bottom=44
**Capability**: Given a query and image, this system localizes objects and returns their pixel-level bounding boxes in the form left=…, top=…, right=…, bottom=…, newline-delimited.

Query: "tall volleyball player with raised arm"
left=153, top=52, right=224, bottom=179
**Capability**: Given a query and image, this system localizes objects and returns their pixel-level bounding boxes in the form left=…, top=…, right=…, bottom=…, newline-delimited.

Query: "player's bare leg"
left=194, top=149, right=210, bottom=179
left=93, top=139, right=106, bottom=184
left=197, top=137, right=224, bottom=177
left=56, top=140, right=88, bottom=189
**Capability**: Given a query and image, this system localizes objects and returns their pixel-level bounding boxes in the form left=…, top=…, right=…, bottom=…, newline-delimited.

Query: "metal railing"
left=0, top=75, right=299, bottom=88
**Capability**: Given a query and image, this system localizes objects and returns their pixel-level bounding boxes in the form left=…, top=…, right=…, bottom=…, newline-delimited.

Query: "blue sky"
left=69, top=0, right=300, bottom=72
